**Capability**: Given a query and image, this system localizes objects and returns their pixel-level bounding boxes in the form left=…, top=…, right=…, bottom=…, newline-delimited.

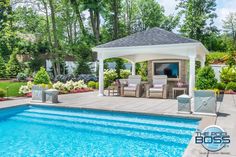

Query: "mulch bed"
left=0, top=98, right=11, bottom=101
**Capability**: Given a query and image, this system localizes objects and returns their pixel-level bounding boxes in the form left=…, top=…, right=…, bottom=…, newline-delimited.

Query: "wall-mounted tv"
left=153, top=62, right=180, bottom=78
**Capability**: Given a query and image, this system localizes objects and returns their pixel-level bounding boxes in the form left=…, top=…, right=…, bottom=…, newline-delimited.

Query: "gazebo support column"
left=98, top=58, right=104, bottom=96
left=189, top=56, right=196, bottom=97
left=131, top=62, right=136, bottom=75
left=200, top=57, right=205, bottom=67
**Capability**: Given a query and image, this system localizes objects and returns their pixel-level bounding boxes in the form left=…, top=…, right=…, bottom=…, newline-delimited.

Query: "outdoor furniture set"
left=108, top=74, right=218, bottom=115
left=108, top=75, right=185, bottom=99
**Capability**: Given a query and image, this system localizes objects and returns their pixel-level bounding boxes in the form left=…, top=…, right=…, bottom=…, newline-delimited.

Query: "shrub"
left=6, top=51, right=22, bottom=77
left=17, top=72, right=27, bottom=81
left=54, top=74, right=75, bottom=83
left=196, top=66, right=217, bottom=90
left=18, top=81, right=34, bottom=94
left=95, top=82, right=99, bottom=89
left=226, top=82, right=236, bottom=91
left=76, top=74, right=98, bottom=83
left=34, top=67, right=51, bottom=85
left=19, top=85, right=31, bottom=94
left=215, top=82, right=226, bottom=90
left=52, top=80, right=87, bottom=93
left=206, top=52, right=229, bottom=64
left=104, top=69, right=118, bottom=87
left=88, top=81, right=96, bottom=89
left=120, top=69, right=131, bottom=79
left=220, top=66, right=236, bottom=84
left=0, top=88, right=6, bottom=97
left=0, top=55, right=6, bottom=78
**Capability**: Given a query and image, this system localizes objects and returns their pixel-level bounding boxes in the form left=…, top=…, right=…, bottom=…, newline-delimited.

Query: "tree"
left=138, top=0, right=165, bottom=30
left=82, top=0, right=102, bottom=43
left=0, top=55, right=6, bottom=78
left=6, top=50, right=22, bottom=77
left=0, top=0, right=18, bottom=59
left=223, top=12, right=236, bottom=50
left=177, top=0, right=217, bottom=42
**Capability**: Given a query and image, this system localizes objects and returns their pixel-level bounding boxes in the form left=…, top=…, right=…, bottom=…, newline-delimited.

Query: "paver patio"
left=0, top=91, right=235, bottom=157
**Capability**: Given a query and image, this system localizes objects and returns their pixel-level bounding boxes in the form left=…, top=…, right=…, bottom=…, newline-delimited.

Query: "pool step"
left=10, top=114, right=192, bottom=147
left=25, top=107, right=198, bottom=130
left=18, top=112, right=195, bottom=137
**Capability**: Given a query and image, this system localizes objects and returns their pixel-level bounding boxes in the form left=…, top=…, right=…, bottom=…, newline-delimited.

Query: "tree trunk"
left=95, top=8, right=100, bottom=42
left=70, top=0, right=86, bottom=36
left=48, top=0, right=60, bottom=75
left=42, top=0, right=53, bottom=49
left=112, top=0, right=119, bottom=39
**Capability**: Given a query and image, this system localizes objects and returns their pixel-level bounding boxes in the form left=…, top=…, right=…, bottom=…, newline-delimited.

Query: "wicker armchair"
left=120, top=75, right=142, bottom=97
left=146, top=75, right=168, bottom=98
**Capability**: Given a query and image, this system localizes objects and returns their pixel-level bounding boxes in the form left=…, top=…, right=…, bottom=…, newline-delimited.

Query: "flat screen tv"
left=153, top=62, right=179, bottom=78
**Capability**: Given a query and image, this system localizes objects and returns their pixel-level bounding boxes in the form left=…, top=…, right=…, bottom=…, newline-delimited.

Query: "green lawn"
left=0, top=81, right=26, bottom=97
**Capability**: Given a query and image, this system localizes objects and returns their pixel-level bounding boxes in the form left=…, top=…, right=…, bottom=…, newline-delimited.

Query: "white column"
left=131, top=62, right=135, bottom=75
left=98, top=59, right=104, bottom=96
left=200, top=57, right=205, bottom=67
left=189, top=56, right=196, bottom=97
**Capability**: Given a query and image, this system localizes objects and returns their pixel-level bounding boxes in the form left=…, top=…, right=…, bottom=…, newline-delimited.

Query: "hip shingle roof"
left=96, top=27, right=198, bottom=48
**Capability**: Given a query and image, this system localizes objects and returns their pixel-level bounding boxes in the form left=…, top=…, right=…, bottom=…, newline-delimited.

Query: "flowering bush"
left=53, top=81, right=66, bottom=92
left=53, top=80, right=88, bottom=93
left=19, top=85, right=31, bottom=94
left=120, top=69, right=131, bottom=79
left=19, top=81, right=33, bottom=94
left=19, top=80, right=89, bottom=96
left=73, top=80, right=87, bottom=89
left=104, top=69, right=118, bottom=87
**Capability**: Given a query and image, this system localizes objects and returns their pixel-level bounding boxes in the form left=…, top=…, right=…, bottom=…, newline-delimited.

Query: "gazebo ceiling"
left=96, top=27, right=198, bottom=48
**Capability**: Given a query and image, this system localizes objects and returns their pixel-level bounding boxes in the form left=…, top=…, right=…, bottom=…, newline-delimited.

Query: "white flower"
left=19, top=85, right=31, bottom=94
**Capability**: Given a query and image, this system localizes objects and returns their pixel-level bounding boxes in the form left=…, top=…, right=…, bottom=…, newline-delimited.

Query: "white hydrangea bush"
left=53, top=80, right=88, bottom=93
left=19, top=85, right=31, bottom=94
left=19, top=81, right=33, bottom=94
left=19, top=80, right=89, bottom=95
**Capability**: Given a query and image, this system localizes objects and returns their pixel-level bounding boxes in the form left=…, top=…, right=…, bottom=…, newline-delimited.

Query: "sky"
left=157, top=0, right=236, bottom=31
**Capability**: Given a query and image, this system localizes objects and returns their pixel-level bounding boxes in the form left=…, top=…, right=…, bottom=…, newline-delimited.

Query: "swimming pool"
left=0, top=105, right=199, bottom=157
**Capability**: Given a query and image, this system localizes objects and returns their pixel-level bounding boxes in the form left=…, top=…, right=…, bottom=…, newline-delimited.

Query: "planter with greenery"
left=31, top=67, right=51, bottom=102
left=194, top=66, right=219, bottom=115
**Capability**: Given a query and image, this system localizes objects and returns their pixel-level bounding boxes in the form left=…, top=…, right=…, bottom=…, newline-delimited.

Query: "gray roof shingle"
left=96, top=27, right=198, bottom=48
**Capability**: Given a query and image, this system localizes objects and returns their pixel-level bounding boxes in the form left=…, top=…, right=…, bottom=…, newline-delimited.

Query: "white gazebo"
left=93, top=27, right=208, bottom=97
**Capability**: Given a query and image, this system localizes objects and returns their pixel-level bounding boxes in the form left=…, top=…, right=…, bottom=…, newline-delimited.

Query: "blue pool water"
left=0, top=105, right=199, bottom=157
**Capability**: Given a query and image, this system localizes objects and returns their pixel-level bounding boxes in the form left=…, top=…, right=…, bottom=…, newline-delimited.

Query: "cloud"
left=157, top=0, right=178, bottom=15
left=215, top=0, right=236, bottom=30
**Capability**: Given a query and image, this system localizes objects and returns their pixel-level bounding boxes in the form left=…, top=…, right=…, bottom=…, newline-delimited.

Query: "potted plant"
left=32, top=67, right=51, bottom=102
left=194, top=66, right=218, bottom=115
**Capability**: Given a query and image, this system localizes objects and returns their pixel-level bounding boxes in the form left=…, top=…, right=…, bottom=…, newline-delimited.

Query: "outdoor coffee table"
left=172, top=87, right=187, bottom=99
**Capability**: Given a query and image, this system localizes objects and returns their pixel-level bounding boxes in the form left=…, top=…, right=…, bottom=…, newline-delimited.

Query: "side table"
left=172, top=87, right=187, bottom=99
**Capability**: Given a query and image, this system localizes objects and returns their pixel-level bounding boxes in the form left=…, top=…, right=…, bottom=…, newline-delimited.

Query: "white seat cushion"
left=124, top=86, right=136, bottom=91
left=150, top=88, right=163, bottom=92
left=153, top=84, right=163, bottom=88
left=128, top=83, right=137, bottom=87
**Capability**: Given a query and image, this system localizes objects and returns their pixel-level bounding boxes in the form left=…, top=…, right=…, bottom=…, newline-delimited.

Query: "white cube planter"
left=45, top=89, right=59, bottom=103
left=31, top=85, right=48, bottom=102
left=194, top=90, right=217, bottom=116
left=177, top=94, right=191, bottom=113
